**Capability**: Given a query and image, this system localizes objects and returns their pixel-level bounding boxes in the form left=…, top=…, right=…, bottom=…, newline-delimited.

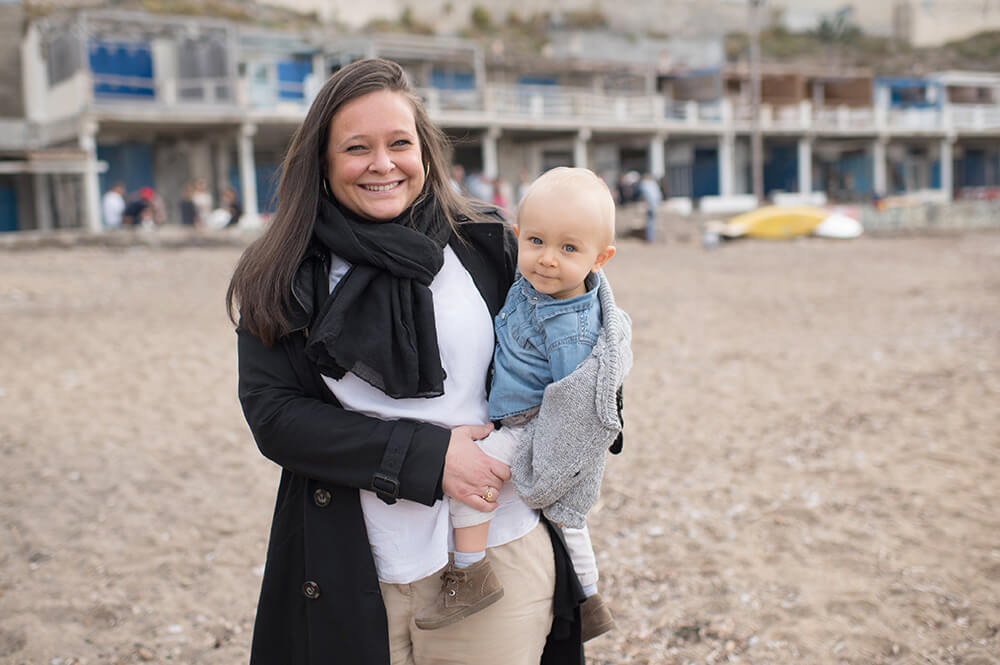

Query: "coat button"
left=313, top=488, right=331, bottom=507
left=302, top=581, right=320, bottom=599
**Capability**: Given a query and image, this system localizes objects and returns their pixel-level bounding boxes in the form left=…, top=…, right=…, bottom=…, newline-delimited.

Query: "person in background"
left=102, top=182, right=126, bottom=229
left=122, top=187, right=155, bottom=228
left=222, top=186, right=243, bottom=227
left=150, top=189, right=167, bottom=225
left=180, top=182, right=199, bottom=227
left=467, top=172, right=493, bottom=202
left=449, top=164, right=466, bottom=195
left=638, top=172, right=663, bottom=243
left=492, top=177, right=510, bottom=215
left=191, top=179, right=213, bottom=224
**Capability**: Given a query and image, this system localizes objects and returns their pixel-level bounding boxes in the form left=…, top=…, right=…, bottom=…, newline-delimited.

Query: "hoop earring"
left=424, top=161, right=430, bottom=179
left=322, top=178, right=331, bottom=197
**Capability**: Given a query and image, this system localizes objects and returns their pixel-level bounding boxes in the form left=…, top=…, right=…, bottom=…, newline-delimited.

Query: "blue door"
left=960, top=149, right=987, bottom=187
left=765, top=144, right=798, bottom=194
left=838, top=152, right=873, bottom=194
left=229, top=162, right=280, bottom=214
left=97, top=143, right=155, bottom=197
left=0, top=182, right=18, bottom=232
left=692, top=148, right=719, bottom=198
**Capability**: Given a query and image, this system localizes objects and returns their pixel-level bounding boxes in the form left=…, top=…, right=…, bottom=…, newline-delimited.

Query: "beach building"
left=5, top=7, right=1000, bottom=232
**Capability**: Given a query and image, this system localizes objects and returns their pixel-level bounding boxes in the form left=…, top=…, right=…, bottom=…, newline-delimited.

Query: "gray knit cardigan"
left=509, top=271, right=633, bottom=529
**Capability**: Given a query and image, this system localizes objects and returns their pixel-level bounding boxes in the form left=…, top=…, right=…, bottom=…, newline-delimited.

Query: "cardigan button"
left=313, top=488, right=331, bottom=507
left=302, top=581, right=321, bottom=600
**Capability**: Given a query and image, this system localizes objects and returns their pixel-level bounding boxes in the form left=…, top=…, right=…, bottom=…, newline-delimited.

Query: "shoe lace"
left=441, top=568, right=469, bottom=586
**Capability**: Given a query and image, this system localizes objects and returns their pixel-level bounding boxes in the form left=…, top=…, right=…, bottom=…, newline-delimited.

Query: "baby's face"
left=515, top=193, right=615, bottom=300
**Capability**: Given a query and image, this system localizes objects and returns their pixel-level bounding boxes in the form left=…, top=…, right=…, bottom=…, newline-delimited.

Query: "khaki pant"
left=379, top=521, right=555, bottom=665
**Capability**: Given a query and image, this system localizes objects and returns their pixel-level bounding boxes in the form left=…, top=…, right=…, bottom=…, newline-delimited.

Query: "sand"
left=1, top=226, right=998, bottom=665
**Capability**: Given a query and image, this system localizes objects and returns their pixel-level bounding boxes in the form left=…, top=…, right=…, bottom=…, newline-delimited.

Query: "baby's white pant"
left=450, top=425, right=600, bottom=589
left=560, top=523, right=599, bottom=589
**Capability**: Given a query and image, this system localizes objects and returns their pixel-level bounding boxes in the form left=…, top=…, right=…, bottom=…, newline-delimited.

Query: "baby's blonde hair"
left=518, top=167, right=616, bottom=243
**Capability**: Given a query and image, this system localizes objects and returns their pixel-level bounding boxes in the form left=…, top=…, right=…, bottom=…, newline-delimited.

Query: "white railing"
left=90, top=72, right=240, bottom=109
left=0, top=120, right=30, bottom=149
left=697, top=101, right=723, bottom=123
left=887, top=107, right=940, bottom=131
left=665, top=100, right=691, bottom=122
left=848, top=108, right=877, bottom=128
left=663, top=100, right=725, bottom=125
left=80, top=69, right=1000, bottom=136
left=813, top=105, right=877, bottom=131
left=950, top=104, right=1000, bottom=130
left=421, top=87, right=484, bottom=112
left=774, top=105, right=801, bottom=129
left=177, top=76, right=234, bottom=104
left=424, top=85, right=724, bottom=127
left=90, top=73, right=158, bottom=101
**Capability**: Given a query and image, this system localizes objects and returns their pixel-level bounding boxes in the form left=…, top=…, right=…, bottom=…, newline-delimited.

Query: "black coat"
left=238, top=220, right=584, bottom=665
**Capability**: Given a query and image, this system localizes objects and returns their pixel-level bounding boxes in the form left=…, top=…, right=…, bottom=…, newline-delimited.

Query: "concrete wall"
left=861, top=200, right=1000, bottom=232
left=0, top=3, right=25, bottom=117
left=152, top=138, right=220, bottom=222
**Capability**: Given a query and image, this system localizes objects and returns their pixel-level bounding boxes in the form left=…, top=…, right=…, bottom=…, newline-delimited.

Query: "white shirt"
left=323, top=245, right=539, bottom=584
left=102, top=190, right=125, bottom=228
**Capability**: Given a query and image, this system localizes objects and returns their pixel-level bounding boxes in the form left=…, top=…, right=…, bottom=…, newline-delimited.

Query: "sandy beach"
left=1, top=225, right=998, bottom=664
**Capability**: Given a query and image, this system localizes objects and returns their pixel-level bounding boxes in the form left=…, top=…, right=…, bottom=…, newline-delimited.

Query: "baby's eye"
left=528, top=237, right=542, bottom=245
left=562, top=244, right=577, bottom=253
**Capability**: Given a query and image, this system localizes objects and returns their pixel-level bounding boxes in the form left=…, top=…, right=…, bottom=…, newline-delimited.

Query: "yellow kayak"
left=727, top=206, right=828, bottom=239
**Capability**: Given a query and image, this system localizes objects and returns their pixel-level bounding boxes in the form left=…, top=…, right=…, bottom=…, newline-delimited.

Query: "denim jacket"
left=488, top=271, right=602, bottom=421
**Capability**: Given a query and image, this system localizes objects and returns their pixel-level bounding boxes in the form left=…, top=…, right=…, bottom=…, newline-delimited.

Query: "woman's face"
left=325, top=90, right=426, bottom=221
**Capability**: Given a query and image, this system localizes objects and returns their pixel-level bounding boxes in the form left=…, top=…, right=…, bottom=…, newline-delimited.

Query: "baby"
left=416, top=167, right=632, bottom=642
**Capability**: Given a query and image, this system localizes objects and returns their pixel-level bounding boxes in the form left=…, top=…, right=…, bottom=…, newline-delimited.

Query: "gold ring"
left=484, top=487, right=494, bottom=502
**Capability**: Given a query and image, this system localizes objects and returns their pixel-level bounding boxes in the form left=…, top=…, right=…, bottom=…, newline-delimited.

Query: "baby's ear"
left=592, top=245, right=616, bottom=271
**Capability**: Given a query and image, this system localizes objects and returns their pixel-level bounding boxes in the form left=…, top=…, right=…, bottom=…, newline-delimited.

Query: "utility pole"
left=749, top=0, right=764, bottom=203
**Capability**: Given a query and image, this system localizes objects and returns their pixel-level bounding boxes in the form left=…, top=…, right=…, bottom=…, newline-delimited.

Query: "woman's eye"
left=563, top=244, right=577, bottom=253
left=392, top=139, right=413, bottom=147
left=346, top=145, right=366, bottom=152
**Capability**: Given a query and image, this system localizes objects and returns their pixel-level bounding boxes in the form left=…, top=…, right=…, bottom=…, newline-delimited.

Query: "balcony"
left=887, top=107, right=943, bottom=132
left=420, top=84, right=728, bottom=130
left=950, top=104, right=1000, bottom=131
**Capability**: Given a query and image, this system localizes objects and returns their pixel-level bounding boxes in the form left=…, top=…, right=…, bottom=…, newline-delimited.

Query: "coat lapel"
left=450, top=220, right=516, bottom=319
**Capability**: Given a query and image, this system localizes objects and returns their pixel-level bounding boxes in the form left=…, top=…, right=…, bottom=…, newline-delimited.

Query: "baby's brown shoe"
left=580, top=593, right=616, bottom=642
left=414, top=557, right=504, bottom=630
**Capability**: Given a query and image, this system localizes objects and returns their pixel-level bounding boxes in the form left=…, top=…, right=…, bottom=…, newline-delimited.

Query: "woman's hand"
left=442, top=424, right=510, bottom=512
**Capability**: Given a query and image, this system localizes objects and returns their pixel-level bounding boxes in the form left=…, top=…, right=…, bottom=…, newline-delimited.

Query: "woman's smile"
left=361, top=181, right=404, bottom=192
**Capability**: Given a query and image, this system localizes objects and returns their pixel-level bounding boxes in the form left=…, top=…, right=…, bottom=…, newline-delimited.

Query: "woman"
left=227, top=59, right=584, bottom=665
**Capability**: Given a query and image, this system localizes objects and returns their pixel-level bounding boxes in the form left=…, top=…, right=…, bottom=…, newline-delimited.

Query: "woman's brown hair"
left=226, top=58, right=481, bottom=345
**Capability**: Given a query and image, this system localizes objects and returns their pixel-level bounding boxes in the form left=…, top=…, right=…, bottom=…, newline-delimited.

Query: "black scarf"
left=304, top=193, right=453, bottom=399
